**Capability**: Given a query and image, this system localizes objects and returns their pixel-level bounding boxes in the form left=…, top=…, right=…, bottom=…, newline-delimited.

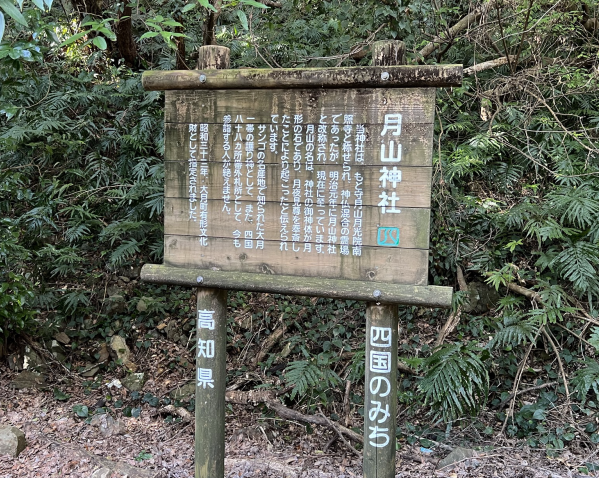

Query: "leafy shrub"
left=0, top=272, right=37, bottom=341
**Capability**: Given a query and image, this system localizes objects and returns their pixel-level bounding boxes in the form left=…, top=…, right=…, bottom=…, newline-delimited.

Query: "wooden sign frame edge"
left=142, top=64, right=463, bottom=91
left=141, top=264, right=453, bottom=308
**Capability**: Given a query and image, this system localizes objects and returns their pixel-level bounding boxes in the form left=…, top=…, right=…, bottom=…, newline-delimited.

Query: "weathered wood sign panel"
left=164, top=88, right=434, bottom=285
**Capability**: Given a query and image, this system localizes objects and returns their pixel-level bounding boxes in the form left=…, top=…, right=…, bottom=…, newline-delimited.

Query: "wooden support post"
left=195, top=287, right=227, bottom=478
left=363, top=304, right=399, bottom=478
left=194, top=45, right=230, bottom=478
left=363, top=40, right=406, bottom=478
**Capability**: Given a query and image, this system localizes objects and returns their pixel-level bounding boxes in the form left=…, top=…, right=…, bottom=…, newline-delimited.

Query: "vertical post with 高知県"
left=194, top=44, right=230, bottom=478
left=363, top=39, right=405, bottom=478
left=195, top=287, right=228, bottom=478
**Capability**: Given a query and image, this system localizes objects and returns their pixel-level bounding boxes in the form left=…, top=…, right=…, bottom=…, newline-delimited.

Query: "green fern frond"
left=524, top=217, right=580, bottom=246
left=62, top=289, right=90, bottom=314
left=572, top=359, right=599, bottom=403
left=285, top=360, right=321, bottom=399
left=550, top=241, right=599, bottom=299
left=548, top=185, right=599, bottom=230
left=64, top=224, right=91, bottom=243
left=588, top=327, right=599, bottom=352
left=488, top=315, right=539, bottom=349
left=109, top=239, right=141, bottom=267
left=284, top=359, right=340, bottom=400
left=419, top=343, right=489, bottom=422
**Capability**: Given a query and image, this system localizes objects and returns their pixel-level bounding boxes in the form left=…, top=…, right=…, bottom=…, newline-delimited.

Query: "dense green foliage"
left=1, top=0, right=599, bottom=450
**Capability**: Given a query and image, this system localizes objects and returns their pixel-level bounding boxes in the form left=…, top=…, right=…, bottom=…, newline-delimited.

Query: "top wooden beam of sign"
left=142, top=65, right=463, bottom=91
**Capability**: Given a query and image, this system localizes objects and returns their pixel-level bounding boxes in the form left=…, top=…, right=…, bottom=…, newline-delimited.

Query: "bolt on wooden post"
left=363, top=40, right=406, bottom=478
left=194, top=45, right=230, bottom=478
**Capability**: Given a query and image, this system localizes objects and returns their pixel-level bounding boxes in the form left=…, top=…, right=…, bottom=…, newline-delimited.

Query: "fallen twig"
left=265, top=399, right=363, bottom=443
left=253, top=317, right=287, bottom=366
left=501, top=329, right=540, bottom=434
left=541, top=328, right=573, bottom=419
left=318, top=408, right=361, bottom=457
left=343, top=380, right=351, bottom=427
left=160, top=404, right=193, bottom=422
left=225, top=389, right=276, bottom=404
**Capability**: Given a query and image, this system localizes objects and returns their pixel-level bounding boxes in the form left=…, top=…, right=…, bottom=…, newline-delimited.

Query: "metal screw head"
left=196, top=276, right=204, bottom=284
left=373, top=289, right=382, bottom=298
left=199, top=74, right=207, bottom=83
left=381, top=71, right=390, bottom=80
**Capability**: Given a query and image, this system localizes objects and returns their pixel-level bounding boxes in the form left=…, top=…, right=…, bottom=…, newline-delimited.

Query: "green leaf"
left=72, top=404, right=89, bottom=417
left=92, top=36, right=106, bottom=49
left=0, top=0, right=29, bottom=27
left=139, top=31, right=159, bottom=40
left=532, top=408, right=546, bottom=420
left=30, top=0, right=44, bottom=10
left=135, top=450, right=152, bottom=461
left=236, top=9, right=248, bottom=30
left=161, top=18, right=183, bottom=27
left=0, top=12, right=4, bottom=42
left=59, top=30, right=87, bottom=47
left=198, top=0, right=217, bottom=12
left=181, top=3, right=196, bottom=12
left=239, top=0, right=269, bottom=8
left=97, top=27, right=116, bottom=41
left=53, top=388, right=70, bottom=401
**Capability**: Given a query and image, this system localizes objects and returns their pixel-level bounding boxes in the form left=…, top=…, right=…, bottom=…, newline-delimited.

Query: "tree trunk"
left=117, top=6, right=137, bottom=67
left=203, top=0, right=222, bottom=46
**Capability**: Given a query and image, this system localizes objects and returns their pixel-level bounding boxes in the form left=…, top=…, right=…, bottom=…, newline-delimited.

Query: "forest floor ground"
left=0, top=337, right=597, bottom=478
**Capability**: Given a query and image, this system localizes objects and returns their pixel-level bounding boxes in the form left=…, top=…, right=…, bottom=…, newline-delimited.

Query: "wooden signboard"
left=162, top=87, right=434, bottom=285
left=142, top=42, right=462, bottom=478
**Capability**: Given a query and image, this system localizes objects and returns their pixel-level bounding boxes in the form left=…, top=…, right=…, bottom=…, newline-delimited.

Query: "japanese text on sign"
left=197, top=309, right=216, bottom=389
left=185, top=112, right=406, bottom=256
left=368, top=326, right=393, bottom=448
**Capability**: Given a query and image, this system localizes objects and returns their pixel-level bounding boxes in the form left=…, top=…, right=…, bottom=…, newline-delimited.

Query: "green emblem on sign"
left=377, top=227, right=400, bottom=247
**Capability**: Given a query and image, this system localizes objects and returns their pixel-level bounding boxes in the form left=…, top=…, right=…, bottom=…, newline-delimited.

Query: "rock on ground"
left=0, top=425, right=26, bottom=457
left=122, top=372, right=147, bottom=392
left=10, top=371, right=46, bottom=390
left=436, top=446, right=477, bottom=470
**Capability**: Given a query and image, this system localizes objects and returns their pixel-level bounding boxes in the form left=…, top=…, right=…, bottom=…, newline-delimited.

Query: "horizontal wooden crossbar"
left=142, top=65, right=463, bottom=91
left=140, top=264, right=453, bottom=308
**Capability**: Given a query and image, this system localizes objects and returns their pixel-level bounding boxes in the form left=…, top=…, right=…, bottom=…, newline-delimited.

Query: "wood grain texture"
left=142, top=65, right=463, bottom=91
left=363, top=303, right=398, bottom=478
left=164, top=198, right=431, bottom=249
left=164, top=88, right=435, bottom=125
left=195, top=288, right=228, bottom=478
left=164, top=122, right=434, bottom=168
left=163, top=234, right=429, bottom=285
left=141, top=264, right=454, bottom=307
left=164, top=161, right=432, bottom=207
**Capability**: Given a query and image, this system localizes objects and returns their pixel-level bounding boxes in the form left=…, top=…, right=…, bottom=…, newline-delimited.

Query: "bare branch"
left=494, top=381, right=559, bottom=409
left=464, top=55, right=516, bottom=75
left=418, top=0, right=497, bottom=60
